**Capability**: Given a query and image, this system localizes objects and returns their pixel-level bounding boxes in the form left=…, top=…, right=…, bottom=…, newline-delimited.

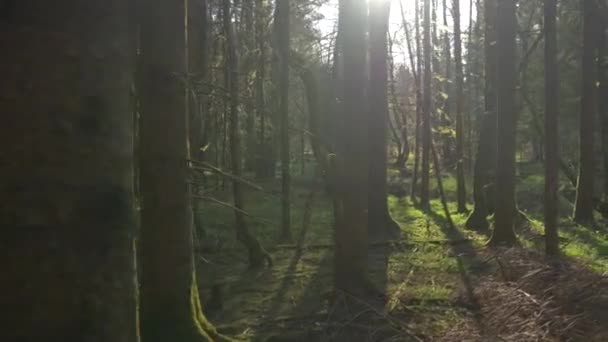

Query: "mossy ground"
left=195, top=163, right=608, bottom=341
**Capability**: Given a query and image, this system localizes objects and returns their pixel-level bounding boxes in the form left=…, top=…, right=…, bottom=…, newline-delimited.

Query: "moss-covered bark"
left=138, top=0, right=232, bottom=340
left=1, top=1, right=137, bottom=340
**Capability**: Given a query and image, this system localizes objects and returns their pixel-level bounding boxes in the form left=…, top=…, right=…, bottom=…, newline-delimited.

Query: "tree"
left=544, top=0, right=560, bottom=255
left=573, top=0, right=598, bottom=224
left=138, top=0, right=231, bottom=340
left=421, top=0, right=433, bottom=210
left=368, top=0, right=401, bottom=238
left=411, top=0, right=424, bottom=203
left=453, top=0, right=468, bottom=213
left=335, top=0, right=370, bottom=294
left=600, top=7, right=608, bottom=202
left=489, top=0, right=518, bottom=246
left=466, top=0, right=497, bottom=232
left=276, top=0, right=292, bottom=241
left=2, top=2, right=137, bottom=340
left=223, top=0, right=272, bottom=267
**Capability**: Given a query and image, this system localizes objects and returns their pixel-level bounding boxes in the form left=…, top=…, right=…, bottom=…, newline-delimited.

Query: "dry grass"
left=440, top=247, right=608, bottom=341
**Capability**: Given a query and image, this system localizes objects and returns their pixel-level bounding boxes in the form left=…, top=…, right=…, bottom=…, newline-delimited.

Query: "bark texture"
left=138, top=0, right=231, bottom=341
left=1, top=1, right=138, bottom=341
left=489, top=0, right=518, bottom=246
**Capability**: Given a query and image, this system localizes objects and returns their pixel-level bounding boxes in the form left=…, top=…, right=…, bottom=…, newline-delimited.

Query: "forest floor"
left=196, top=164, right=608, bottom=341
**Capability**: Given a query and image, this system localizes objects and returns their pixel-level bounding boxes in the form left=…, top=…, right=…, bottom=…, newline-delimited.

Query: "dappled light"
left=3, top=0, right=608, bottom=341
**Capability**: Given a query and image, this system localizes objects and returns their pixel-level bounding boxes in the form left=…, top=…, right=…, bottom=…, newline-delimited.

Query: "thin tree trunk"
left=489, top=0, right=518, bottom=246
left=369, top=0, right=401, bottom=238
left=421, top=0, right=433, bottom=210
left=223, top=0, right=272, bottom=267
left=411, top=0, right=423, bottom=203
left=255, top=0, right=270, bottom=178
left=442, top=0, right=453, bottom=165
left=453, top=0, right=468, bottom=213
left=466, top=0, right=497, bottom=232
left=2, top=2, right=137, bottom=340
left=276, top=0, right=292, bottom=241
left=544, top=0, right=559, bottom=255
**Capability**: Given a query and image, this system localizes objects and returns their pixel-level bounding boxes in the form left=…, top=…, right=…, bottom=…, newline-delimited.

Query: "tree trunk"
left=335, top=0, right=370, bottom=295
left=453, top=0, right=468, bottom=213
left=411, top=0, right=423, bottom=203
left=223, top=0, right=272, bottom=267
left=368, top=0, right=401, bottom=238
left=421, top=0, right=433, bottom=210
left=543, top=0, right=559, bottom=256
left=573, top=0, right=599, bottom=224
left=442, top=0, right=454, bottom=166
left=138, top=0, right=232, bottom=340
left=1, top=2, right=137, bottom=341
left=189, top=0, right=209, bottom=240
left=276, top=0, right=292, bottom=241
left=599, top=14, right=608, bottom=202
left=466, top=0, right=497, bottom=232
left=255, top=0, right=271, bottom=178
left=489, top=0, right=517, bottom=246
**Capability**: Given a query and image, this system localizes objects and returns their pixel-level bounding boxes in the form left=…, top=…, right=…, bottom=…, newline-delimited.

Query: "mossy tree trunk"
left=335, top=0, right=370, bottom=295
left=1, top=1, right=137, bottom=340
left=489, top=0, right=518, bottom=246
left=368, top=0, right=401, bottom=238
left=138, top=0, right=231, bottom=341
left=573, top=0, right=599, bottom=224
left=466, top=0, right=497, bottom=232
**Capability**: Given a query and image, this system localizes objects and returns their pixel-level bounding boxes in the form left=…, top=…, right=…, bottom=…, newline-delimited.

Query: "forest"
left=2, top=0, right=608, bottom=341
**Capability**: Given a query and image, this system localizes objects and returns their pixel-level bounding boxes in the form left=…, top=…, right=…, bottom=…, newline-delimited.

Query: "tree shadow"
left=427, top=209, right=491, bottom=334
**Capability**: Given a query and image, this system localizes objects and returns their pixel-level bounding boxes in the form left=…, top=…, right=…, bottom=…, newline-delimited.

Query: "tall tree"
left=421, top=0, right=433, bottom=210
left=138, top=0, right=231, bottom=340
left=335, top=0, right=370, bottom=294
left=599, top=7, right=608, bottom=202
left=573, top=0, right=598, bottom=224
left=369, top=0, right=401, bottom=237
left=411, top=0, right=424, bottom=203
left=453, top=0, right=468, bottom=213
left=466, top=0, right=497, bottom=232
left=276, top=0, right=292, bottom=241
left=2, top=2, right=137, bottom=340
left=489, top=0, right=518, bottom=246
left=223, top=0, right=272, bottom=267
left=544, top=0, right=560, bottom=255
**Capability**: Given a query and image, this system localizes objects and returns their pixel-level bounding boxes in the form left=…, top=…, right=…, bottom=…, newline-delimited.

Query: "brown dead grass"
left=440, top=247, right=608, bottom=342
